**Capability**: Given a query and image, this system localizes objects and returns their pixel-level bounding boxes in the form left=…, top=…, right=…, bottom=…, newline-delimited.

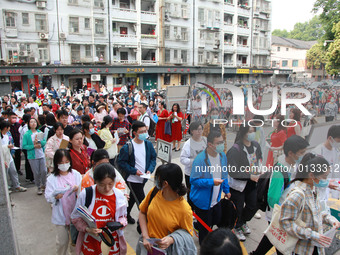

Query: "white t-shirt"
left=127, top=140, right=146, bottom=184
left=1, top=134, right=13, bottom=163
left=208, top=153, right=221, bottom=208
left=85, top=137, right=98, bottom=150
left=26, top=102, right=40, bottom=113
left=139, top=113, right=150, bottom=128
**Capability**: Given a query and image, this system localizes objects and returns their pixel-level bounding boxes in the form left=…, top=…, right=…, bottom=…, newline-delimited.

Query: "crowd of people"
left=1, top=81, right=340, bottom=255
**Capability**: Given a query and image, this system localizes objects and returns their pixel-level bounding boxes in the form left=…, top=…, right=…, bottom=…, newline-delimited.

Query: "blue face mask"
left=139, top=133, right=148, bottom=141
left=89, top=128, right=95, bottom=135
left=296, top=155, right=303, bottom=165
left=247, top=132, right=256, bottom=142
left=128, top=102, right=132, bottom=105
left=314, top=179, right=329, bottom=188
left=215, top=143, right=225, bottom=154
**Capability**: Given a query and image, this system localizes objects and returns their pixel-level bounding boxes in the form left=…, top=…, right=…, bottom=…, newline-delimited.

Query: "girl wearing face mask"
left=82, top=121, right=105, bottom=157
left=45, top=123, right=70, bottom=173
left=227, top=124, right=263, bottom=242
left=203, top=108, right=227, bottom=154
left=324, top=97, right=338, bottom=122
left=45, top=149, right=82, bottom=255
left=279, top=153, right=340, bottom=255
left=168, top=103, right=184, bottom=151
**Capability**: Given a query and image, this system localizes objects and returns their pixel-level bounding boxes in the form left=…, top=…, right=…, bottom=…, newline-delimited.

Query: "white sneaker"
left=37, top=188, right=43, bottom=195
left=234, top=228, right=246, bottom=242
left=254, top=212, right=262, bottom=219
left=241, top=223, right=251, bottom=235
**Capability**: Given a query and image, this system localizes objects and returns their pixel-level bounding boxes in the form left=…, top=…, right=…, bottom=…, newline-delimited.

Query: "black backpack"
left=256, top=163, right=290, bottom=212
left=113, top=141, right=132, bottom=181
left=142, top=115, right=156, bottom=137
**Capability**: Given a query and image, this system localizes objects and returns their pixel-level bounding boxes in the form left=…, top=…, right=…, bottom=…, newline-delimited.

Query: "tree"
left=306, top=43, right=327, bottom=69
left=313, top=0, right=340, bottom=40
left=272, top=16, right=324, bottom=41
left=325, top=22, right=340, bottom=75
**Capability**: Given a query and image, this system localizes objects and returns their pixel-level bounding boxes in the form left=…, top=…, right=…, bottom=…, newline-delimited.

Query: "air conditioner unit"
left=19, top=51, right=28, bottom=56
left=176, top=34, right=181, bottom=40
left=39, top=33, right=48, bottom=40
left=36, top=1, right=46, bottom=8
left=0, top=77, right=9, bottom=83
left=91, top=74, right=101, bottom=81
left=59, top=33, right=66, bottom=40
left=215, top=40, right=220, bottom=45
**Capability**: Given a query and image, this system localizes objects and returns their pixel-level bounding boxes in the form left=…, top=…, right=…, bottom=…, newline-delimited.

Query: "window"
left=70, top=45, right=80, bottom=62
left=198, top=51, right=204, bottom=63
left=85, top=45, right=92, bottom=57
left=198, top=8, right=204, bottom=21
left=22, top=13, right=29, bottom=25
left=165, top=3, right=171, bottom=13
left=164, top=26, right=170, bottom=39
left=286, top=48, right=289, bottom=51
left=181, top=27, right=188, bottom=41
left=292, top=60, right=298, bottom=67
left=38, top=44, right=49, bottom=61
left=165, top=49, right=170, bottom=63
left=95, top=19, right=104, bottom=34
left=85, top=18, right=91, bottom=29
left=282, top=60, right=288, bottom=67
left=112, top=22, right=117, bottom=32
left=277, top=46, right=280, bottom=52
left=181, top=50, right=187, bottom=63
left=113, top=47, right=118, bottom=56
left=8, top=50, right=19, bottom=62
left=174, top=49, right=178, bottom=60
left=173, top=27, right=178, bottom=38
left=181, top=5, right=188, bottom=18
left=96, top=45, right=105, bottom=60
left=35, top=14, right=47, bottom=31
left=120, top=52, right=128, bottom=61
left=271, top=61, right=277, bottom=67
left=69, top=17, right=79, bottom=33
left=200, top=31, right=205, bottom=40
left=68, top=0, right=78, bottom=4
left=5, top=12, right=16, bottom=27
left=94, top=0, right=104, bottom=8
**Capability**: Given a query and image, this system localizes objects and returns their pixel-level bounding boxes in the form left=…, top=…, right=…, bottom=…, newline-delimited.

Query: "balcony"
left=238, top=6, right=250, bottom=16
left=237, top=44, right=250, bottom=54
left=224, top=23, right=234, bottom=33
left=113, top=59, right=138, bottom=65
left=224, top=3, right=235, bottom=13
left=5, top=28, right=18, bottom=38
left=224, top=43, right=235, bottom=52
left=141, top=11, right=157, bottom=23
left=237, top=26, right=250, bottom=35
left=141, top=60, right=156, bottom=64
left=198, top=41, right=205, bottom=48
left=111, top=7, right=137, bottom=21
left=112, top=34, right=138, bottom=46
left=141, top=34, right=157, bottom=46
left=224, top=62, right=234, bottom=67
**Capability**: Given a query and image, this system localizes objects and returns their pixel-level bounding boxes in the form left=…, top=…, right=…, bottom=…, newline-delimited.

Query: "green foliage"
left=272, top=16, right=324, bottom=41
left=306, top=43, right=327, bottom=69
left=325, top=22, right=340, bottom=75
left=313, top=0, right=340, bottom=40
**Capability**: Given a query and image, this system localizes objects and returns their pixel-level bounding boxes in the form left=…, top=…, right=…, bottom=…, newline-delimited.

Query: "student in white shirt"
left=138, top=103, right=150, bottom=131
left=313, top=125, right=340, bottom=203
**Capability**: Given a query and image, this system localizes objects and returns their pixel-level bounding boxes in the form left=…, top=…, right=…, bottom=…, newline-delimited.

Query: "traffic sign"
left=157, top=139, right=172, bottom=164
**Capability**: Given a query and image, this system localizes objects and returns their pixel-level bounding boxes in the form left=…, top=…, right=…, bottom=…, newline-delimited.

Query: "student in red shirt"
left=51, top=98, right=60, bottom=114
left=71, top=163, right=128, bottom=255
left=69, top=128, right=90, bottom=175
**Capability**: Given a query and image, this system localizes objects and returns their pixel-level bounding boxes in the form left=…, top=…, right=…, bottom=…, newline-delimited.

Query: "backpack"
left=113, top=141, right=133, bottom=181
left=142, top=115, right=156, bottom=137
left=256, top=163, right=290, bottom=212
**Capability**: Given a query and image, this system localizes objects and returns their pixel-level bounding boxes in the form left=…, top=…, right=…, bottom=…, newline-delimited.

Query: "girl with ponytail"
left=137, top=163, right=195, bottom=255
left=98, top=115, right=118, bottom=164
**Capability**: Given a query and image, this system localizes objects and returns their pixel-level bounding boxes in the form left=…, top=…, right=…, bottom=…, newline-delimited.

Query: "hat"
left=97, top=104, right=106, bottom=110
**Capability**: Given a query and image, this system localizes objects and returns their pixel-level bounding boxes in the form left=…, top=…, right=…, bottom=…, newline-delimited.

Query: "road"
left=8, top=118, right=328, bottom=254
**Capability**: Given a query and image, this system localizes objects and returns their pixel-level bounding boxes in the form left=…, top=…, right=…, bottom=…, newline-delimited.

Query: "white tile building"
left=0, top=0, right=272, bottom=93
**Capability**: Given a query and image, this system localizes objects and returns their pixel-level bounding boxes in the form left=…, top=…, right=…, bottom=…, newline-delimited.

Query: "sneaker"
left=41, top=185, right=46, bottom=192
left=15, top=186, right=27, bottom=192
left=234, top=228, right=246, bottom=242
left=254, top=212, right=262, bottom=219
left=241, top=223, right=251, bottom=235
left=37, top=188, right=43, bottom=195
left=127, top=215, right=135, bottom=224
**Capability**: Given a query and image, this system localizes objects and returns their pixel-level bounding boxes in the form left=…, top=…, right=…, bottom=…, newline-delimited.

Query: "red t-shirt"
left=70, top=146, right=90, bottom=175
left=82, top=188, right=119, bottom=255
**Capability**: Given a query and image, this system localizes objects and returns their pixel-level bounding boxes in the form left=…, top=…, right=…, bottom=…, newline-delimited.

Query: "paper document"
left=76, top=205, right=97, bottom=229
left=36, top=132, right=44, bottom=141
left=12, top=147, right=20, bottom=150
left=52, top=186, right=72, bottom=197
left=114, top=131, right=120, bottom=145
left=140, top=173, right=151, bottom=179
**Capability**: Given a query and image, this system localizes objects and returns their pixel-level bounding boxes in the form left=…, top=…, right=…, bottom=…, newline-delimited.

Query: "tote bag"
left=165, top=121, right=172, bottom=136
left=264, top=187, right=306, bottom=255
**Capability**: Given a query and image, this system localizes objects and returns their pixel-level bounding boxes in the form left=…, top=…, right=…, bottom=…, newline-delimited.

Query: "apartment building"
left=0, top=0, right=273, bottom=94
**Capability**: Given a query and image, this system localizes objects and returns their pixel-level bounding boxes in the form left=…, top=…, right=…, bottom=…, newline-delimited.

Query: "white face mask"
left=58, top=163, right=70, bottom=172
